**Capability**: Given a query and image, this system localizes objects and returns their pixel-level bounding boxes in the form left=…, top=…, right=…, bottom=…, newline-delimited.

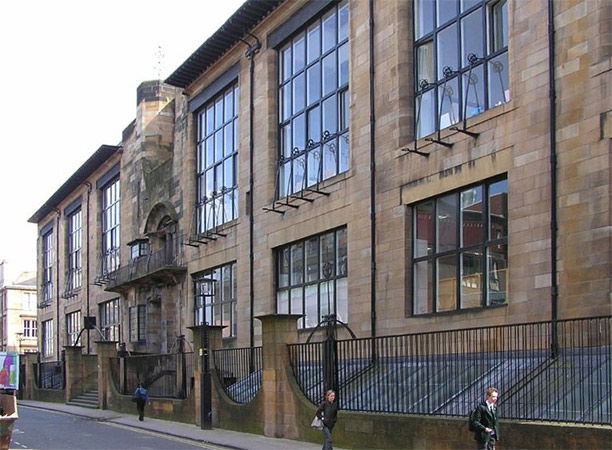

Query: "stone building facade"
left=0, top=262, right=38, bottom=354
left=29, top=0, right=610, bottom=360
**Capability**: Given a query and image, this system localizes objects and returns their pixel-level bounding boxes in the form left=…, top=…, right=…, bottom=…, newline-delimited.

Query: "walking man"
left=469, top=387, right=500, bottom=450
left=133, top=383, right=149, bottom=421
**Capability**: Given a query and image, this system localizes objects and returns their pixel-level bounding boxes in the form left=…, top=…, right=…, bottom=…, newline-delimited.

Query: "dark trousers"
left=477, top=436, right=496, bottom=450
left=322, top=425, right=333, bottom=450
left=136, top=398, right=146, bottom=421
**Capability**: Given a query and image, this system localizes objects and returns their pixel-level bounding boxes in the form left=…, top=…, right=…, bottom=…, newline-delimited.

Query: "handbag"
left=311, top=414, right=323, bottom=430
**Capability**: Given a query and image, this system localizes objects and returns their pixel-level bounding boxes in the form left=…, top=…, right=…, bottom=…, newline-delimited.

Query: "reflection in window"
left=276, top=228, right=347, bottom=329
left=278, top=1, right=349, bottom=198
left=411, top=177, right=507, bottom=314
left=194, top=262, right=237, bottom=338
left=196, top=84, right=239, bottom=233
left=414, top=0, right=510, bottom=138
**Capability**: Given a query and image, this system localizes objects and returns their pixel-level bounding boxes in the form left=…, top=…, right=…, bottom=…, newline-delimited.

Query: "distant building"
left=0, top=261, right=38, bottom=353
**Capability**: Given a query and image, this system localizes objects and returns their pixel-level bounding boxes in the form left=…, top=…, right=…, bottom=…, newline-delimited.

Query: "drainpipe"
left=547, top=0, right=559, bottom=358
left=53, top=208, right=61, bottom=361
left=369, top=0, right=377, bottom=339
left=240, top=34, right=261, bottom=349
left=84, top=181, right=92, bottom=354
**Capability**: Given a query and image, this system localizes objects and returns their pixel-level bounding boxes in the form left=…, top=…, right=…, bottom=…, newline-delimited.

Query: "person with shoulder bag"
left=469, top=387, right=500, bottom=450
left=132, top=383, right=149, bottom=421
left=315, top=390, right=338, bottom=450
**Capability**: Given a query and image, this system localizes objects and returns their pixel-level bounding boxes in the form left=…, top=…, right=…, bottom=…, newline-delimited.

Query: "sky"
left=0, top=0, right=245, bottom=278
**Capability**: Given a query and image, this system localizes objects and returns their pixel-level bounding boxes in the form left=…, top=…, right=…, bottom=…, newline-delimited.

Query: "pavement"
left=17, top=400, right=333, bottom=450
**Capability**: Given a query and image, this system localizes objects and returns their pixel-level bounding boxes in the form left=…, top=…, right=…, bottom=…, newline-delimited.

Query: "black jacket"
left=469, top=401, right=499, bottom=443
left=316, top=400, right=338, bottom=430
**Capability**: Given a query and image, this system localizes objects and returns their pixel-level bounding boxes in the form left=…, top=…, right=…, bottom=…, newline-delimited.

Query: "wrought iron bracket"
left=450, top=126, right=480, bottom=139
left=401, top=147, right=430, bottom=157
left=424, top=137, right=454, bottom=148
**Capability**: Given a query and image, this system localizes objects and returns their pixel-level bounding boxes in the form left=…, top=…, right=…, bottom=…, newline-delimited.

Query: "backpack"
left=468, top=406, right=478, bottom=432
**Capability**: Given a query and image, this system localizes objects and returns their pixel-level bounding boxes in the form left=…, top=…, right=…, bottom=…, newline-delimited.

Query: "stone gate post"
left=256, top=314, right=301, bottom=439
left=95, top=341, right=118, bottom=409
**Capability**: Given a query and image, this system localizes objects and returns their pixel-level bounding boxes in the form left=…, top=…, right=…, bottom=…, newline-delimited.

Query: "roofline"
left=28, top=144, right=121, bottom=224
left=165, top=0, right=286, bottom=89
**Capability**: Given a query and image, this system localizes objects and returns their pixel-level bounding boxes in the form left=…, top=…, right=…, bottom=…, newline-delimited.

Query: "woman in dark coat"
left=316, top=389, right=338, bottom=450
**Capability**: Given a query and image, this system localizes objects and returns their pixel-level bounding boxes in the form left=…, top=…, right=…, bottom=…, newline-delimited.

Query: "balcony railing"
left=104, top=236, right=186, bottom=292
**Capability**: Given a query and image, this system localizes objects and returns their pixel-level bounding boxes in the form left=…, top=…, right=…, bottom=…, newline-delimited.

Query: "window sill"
left=409, top=302, right=508, bottom=319
left=405, top=101, right=517, bottom=155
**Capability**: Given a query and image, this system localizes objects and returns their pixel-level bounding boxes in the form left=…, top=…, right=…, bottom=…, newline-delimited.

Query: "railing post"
left=256, top=314, right=302, bottom=439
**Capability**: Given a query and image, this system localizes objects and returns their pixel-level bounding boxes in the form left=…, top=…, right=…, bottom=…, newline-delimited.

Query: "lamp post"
left=15, top=332, right=23, bottom=354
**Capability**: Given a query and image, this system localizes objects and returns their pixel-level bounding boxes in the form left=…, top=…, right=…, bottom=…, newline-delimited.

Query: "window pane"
left=293, top=73, right=305, bottom=114
left=320, top=232, right=335, bottom=279
left=292, top=113, right=305, bottom=151
left=277, top=290, right=288, bottom=315
left=437, top=23, right=458, bottom=80
left=417, top=41, right=434, bottom=86
left=291, top=242, right=304, bottom=286
left=438, top=76, right=459, bottom=129
left=338, top=42, right=348, bottom=86
left=336, top=277, right=348, bottom=322
left=307, top=23, right=321, bottom=63
left=307, top=106, right=321, bottom=143
left=322, top=95, right=337, bottom=135
left=338, top=1, right=349, bottom=41
left=281, top=123, right=292, bottom=158
left=224, top=123, right=233, bottom=157
left=305, top=285, right=318, bottom=328
left=414, top=260, right=433, bottom=314
left=437, top=254, right=456, bottom=312
left=461, top=250, right=483, bottom=308
left=322, top=51, right=337, bottom=96
left=414, top=201, right=434, bottom=257
left=416, top=89, right=435, bottom=138
left=290, top=287, right=303, bottom=315
left=281, top=45, right=292, bottom=81
left=437, top=194, right=458, bottom=252
left=437, top=0, right=457, bottom=26
left=293, top=154, right=306, bottom=193
left=339, top=132, right=349, bottom=173
left=487, top=243, right=507, bottom=305
left=461, top=9, right=484, bottom=67
left=462, top=64, right=485, bottom=118
left=293, top=35, right=305, bottom=72
left=336, top=228, right=347, bottom=276
left=307, top=146, right=321, bottom=186
left=322, top=138, right=337, bottom=180
left=415, top=0, right=434, bottom=39
left=306, top=237, right=319, bottom=282
left=307, top=63, right=321, bottom=106
left=224, top=89, right=234, bottom=122
left=281, top=83, right=292, bottom=121
left=490, top=0, right=508, bottom=53
left=461, top=185, right=483, bottom=246
left=279, top=247, right=289, bottom=287
left=488, top=52, right=509, bottom=107
left=320, top=280, right=335, bottom=318
left=322, top=10, right=337, bottom=53
left=489, top=179, right=508, bottom=239
left=461, top=0, right=480, bottom=12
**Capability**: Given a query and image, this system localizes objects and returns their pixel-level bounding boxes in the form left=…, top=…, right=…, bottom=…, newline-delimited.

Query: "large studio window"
left=129, top=305, right=146, bottom=343
left=414, top=0, right=509, bottom=138
left=196, top=84, right=239, bottom=233
left=411, top=178, right=507, bottom=315
left=193, top=262, right=237, bottom=338
left=42, top=319, right=54, bottom=357
left=101, top=178, right=120, bottom=274
left=67, top=209, right=82, bottom=292
left=66, top=311, right=81, bottom=346
left=277, top=1, right=349, bottom=198
left=99, top=298, right=120, bottom=341
left=42, top=229, right=54, bottom=302
left=276, top=227, right=347, bottom=329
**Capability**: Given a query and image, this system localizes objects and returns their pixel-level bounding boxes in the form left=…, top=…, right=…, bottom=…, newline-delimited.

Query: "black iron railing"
left=35, top=360, right=65, bottom=390
left=288, top=316, right=611, bottom=425
left=112, top=352, right=189, bottom=399
left=213, top=346, right=262, bottom=404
